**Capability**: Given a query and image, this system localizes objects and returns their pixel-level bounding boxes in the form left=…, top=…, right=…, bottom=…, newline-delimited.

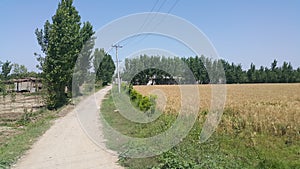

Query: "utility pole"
left=112, top=44, right=122, bottom=93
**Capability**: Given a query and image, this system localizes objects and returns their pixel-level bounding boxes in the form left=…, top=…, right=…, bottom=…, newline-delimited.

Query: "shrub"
left=124, top=84, right=156, bottom=113
left=139, top=96, right=151, bottom=112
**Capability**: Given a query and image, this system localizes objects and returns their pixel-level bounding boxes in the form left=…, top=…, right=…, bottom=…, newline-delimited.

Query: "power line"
left=123, top=0, right=180, bottom=47
left=136, top=0, right=160, bottom=33
left=150, top=0, right=180, bottom=31
left=166, top=0, right=179, bottom=13
left=122, top=0, right=167, bottom=47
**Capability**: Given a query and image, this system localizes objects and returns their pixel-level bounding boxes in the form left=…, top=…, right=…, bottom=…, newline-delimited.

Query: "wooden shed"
left=6, top=78, right=42, bottom=93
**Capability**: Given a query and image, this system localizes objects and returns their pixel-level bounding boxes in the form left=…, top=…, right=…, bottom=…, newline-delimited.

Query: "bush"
left=125, top=84, right=156, bottom=113
left=139, top=96, right=151, bottom=111
left=130, top=89, right=138, bottom=101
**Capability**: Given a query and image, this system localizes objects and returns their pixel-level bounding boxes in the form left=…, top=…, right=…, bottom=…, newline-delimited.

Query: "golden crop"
left=134, top=84, right=300, bottom=136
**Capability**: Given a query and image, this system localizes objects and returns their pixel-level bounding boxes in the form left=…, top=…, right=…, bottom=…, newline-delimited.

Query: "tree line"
left=2, top=0, right=115, bottom=110
left=122, top=55, right=300, bottom=85
left=0, top=61, right=39, bottom=80
left=3, top=0, right=300, bottom=110
left=0, top=61, right=39, bottom=94
left=35, top=0, right=115, bottom=109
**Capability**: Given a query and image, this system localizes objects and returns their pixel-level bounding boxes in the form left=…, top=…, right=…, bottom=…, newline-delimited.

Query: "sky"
left=0, top=0, right=299, bottom=71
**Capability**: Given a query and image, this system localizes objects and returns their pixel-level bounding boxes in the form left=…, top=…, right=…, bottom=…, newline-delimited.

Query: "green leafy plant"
left=125, top=84, right=156, bottom=113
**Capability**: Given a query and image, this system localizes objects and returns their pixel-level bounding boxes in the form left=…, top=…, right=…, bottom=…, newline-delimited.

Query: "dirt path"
left=12, top=86, right=123, bottom=169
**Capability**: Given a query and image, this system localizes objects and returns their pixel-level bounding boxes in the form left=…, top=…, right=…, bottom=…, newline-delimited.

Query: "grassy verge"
left=101, top=92, right=300, bottom=169
left=0, top=83, right=105, bottom=168
left=0, top=107, right=70, bottom=169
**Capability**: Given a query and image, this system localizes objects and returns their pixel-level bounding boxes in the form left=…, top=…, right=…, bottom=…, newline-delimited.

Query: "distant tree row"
left=122, top=55, right=300, bottom=85
left=0, top=60, right=39, bottom=80
left=186, top=56, right=300, bottom=84
left=122, top=55, right=225, bottom=85
left=244, top=60, right=300, bottom=83
left=122, top=55, right=183, bottom=85
left=0, top=60, right=39, bottom=94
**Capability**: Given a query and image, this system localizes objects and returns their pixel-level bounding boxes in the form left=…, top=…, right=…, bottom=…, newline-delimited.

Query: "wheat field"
left=134, top=84, right=300, bottom=136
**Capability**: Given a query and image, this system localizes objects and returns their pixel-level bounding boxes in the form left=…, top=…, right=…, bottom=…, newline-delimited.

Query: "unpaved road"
left=12, top=86, right=123, bottom=169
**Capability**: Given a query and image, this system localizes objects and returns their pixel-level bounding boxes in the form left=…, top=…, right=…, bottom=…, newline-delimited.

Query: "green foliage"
left=0, top=61, right=38, bottom=81
left=1, top=80, right=8, bottom=100
left=93, top=48, right=116, bottom=86
left=10, top=64, right=28, bottom=79
left=0, top=80, right=4, bottom=93
left=122, top=55, right=300, bottom=85
left=125, top=84, right=156, bottom=113
left=35, top=0, right=94, bottom=109
left=1, top=60, right=12, bottom=80
left=0, top=109, right=56, bottom=168
left=122, top=55, right=184, bottom=85
left=72, top=22, right=95, bottom=96
left=139, top=96, right=151, bottom=112
left=256, top=159, right=292, bottom=169
left=154, top=151, right=198, bottom=169
left=101, top=93, right=300, bottom=169
left=182, top=55, right=212, bottom=84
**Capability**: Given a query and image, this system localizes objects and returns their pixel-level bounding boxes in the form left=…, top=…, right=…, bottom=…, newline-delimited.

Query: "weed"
left=101, top=84, right=300, bottom=168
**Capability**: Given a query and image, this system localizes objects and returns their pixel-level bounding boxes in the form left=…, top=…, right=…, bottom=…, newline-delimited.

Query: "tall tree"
left=247, top=63, right=256, bottom=83
left=73, top=22, right=95, bottom=96
left=35, top=0, right=94, bottom=109
left=296, top=68, right=300, bottom=82
left=280, top=62, right=294, bottom=83
left=11, top=64, right=28, bottom=79
left=93, top=48, right=115, bottom=86
left=1, top=61, right=12, bottom=80
left=269, top=59, right=279, bottom=82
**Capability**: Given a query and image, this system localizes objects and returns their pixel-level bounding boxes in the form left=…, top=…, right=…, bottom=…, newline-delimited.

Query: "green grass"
left=101, top=92, right=300, bottom=169
left=0, top=85, right=104, bottom=168
left=0, top=109, right=58, bottom=168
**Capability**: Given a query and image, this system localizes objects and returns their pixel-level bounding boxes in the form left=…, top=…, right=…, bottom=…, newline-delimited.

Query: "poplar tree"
left=35, top=0, right=94, bottom=109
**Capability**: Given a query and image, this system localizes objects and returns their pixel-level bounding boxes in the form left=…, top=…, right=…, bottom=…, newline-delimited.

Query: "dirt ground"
left=0, top=93, right=44, bottom=147
left=0, top=93, right=44, bottom=121
left=11, top=86, right=123, bottom=169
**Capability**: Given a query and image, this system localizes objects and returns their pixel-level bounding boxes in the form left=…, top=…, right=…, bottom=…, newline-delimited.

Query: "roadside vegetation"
left=0, top=106, right=73, bottom=168
left=34, top=0, right=115, bottom=110
left=0, top=1, right=115, bottom=168
left=101, top=84, right=300, bottom=169
left=1, top=0, right=299, bottom=168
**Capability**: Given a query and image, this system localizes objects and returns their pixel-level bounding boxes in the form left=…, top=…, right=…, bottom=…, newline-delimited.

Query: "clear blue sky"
left=0, top=0, right=299, bottom=71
